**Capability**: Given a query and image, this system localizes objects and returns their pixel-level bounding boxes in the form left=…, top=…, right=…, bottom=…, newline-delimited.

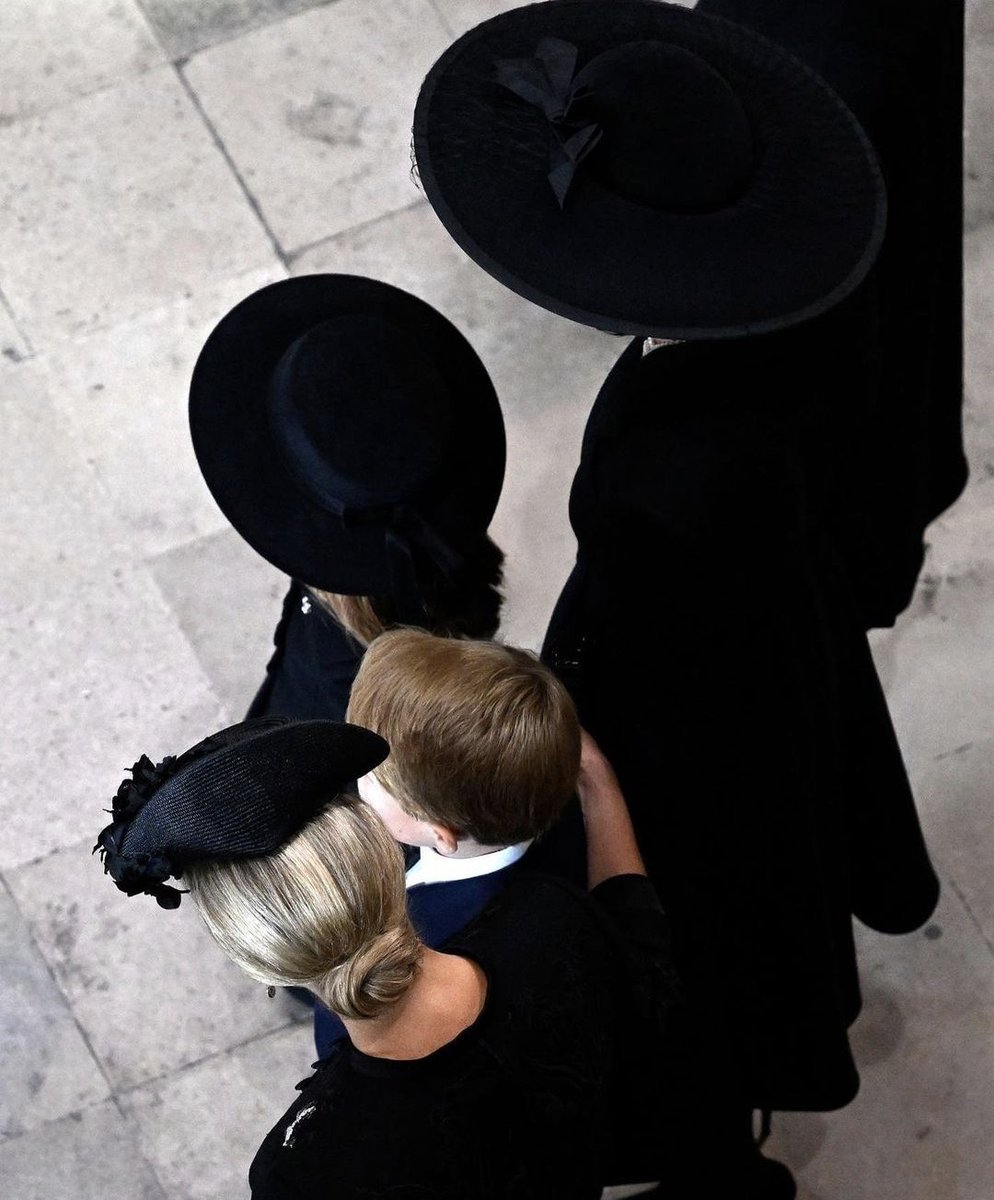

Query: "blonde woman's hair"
left=347, top=629, right=581, bottom=845
left=186, top=797, right=421, bottom=1020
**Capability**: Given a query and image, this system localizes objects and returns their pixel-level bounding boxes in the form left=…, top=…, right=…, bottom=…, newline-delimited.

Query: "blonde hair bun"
left=322, top=924, right=423, bottom=1020
left=188, top=798, right=421, bottom=1020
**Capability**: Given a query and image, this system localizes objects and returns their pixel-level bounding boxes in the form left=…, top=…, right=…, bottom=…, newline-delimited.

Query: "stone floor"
left=0, top=1, right=991, bottom=1197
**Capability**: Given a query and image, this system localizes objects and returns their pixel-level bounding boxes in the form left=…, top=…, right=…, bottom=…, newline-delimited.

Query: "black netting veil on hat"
left=94, top=718, right=389, bottom=908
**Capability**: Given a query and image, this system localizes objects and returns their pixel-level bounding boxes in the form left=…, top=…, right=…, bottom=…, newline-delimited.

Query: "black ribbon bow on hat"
left=495, top=37, right=603, bottom=208
left=383, top=502, right=463, bottom=621
left=332, top=499, right=464, bottom=624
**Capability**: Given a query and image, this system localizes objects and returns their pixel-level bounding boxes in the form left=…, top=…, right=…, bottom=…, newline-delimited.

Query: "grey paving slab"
left=0, top=0, right=163, bottom=126
left=149, top=527, right=289, bottom=718
left=430, top=0, right=540, bottom=37
left=293, top=203, right=621, bottom=649
left=962, top=228, right=994, bottom=501
left=965, top=41, right=994, bottom=232
left=0, top=1100, right=166, bottom=1199
left=0, top=290, right=31, bottom=363
left=122, top=1024, right=314, bottom=1200
left=434, top=0, right=695, bottom=36
left=0, top=568, right=224, bottom=871
left=968, top=0, right=994, bottom=45
left=42, top=264, right=286, bottom=559
left=869, top=524, right=994, bottom=771
left=910, top=736, right=994, bottom=955
left=767, top=887, right=994, bottom=1200
left=183, top=0, right=451, bottom=254
left=6, top=838, right=302, bottom=1093
left=0, top=359, right=132, bottom=615
left=493, top=399, right=600, bottom=651
left=0, top=888, right=109, bottom=1138
left=0, top=66, right=279, bottom=349
left=140, top=0, right=333, bottom=59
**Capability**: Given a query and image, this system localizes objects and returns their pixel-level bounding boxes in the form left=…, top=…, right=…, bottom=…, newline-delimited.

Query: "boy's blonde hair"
left=187, top=797, right=420, bottom=1020
left=347, top=629, right=580, bottom=845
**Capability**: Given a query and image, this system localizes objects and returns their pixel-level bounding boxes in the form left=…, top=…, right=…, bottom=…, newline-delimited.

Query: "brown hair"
left=187, top=798, right=421, bottom=1020
left=308, top=535, right=506, bottom=647
left=347, top=629, right=580, bottom=845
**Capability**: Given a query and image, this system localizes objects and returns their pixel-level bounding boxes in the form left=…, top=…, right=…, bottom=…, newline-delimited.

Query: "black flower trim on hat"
left=95, top=827, right=186, bottom=910
left=93, top=752, right=189, bottom=910
left=495, top=37, right=603, bottom=208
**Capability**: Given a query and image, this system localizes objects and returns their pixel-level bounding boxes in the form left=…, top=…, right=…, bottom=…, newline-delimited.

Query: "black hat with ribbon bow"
left=413, top=1, right=886, bottom=338
left=189, top=275, right=505, bottom=613
left=94, top=717, right=389, bottom=909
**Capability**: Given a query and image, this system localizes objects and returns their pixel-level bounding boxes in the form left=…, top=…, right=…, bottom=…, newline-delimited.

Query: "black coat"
left=543, top=330, right=939, bottom=1111
left=251, top=875, right=673, bottom=1199
left=247, top=581, right=361, bottom=723
left=697, top=0, right=966, bottom=626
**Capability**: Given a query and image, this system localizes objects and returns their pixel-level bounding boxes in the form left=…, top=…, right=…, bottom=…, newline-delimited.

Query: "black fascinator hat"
left=94, top=718, right=389, bottom=908
left=413, top=0, right=886, bottom=338
left=190, top=275, right=505, bottom=617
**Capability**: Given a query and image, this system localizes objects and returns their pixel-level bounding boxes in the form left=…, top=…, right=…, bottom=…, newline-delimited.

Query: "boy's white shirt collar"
left=405, top=839, right=533, bottom=888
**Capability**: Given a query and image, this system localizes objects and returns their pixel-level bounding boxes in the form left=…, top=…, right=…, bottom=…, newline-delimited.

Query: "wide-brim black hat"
left=190, top=275, right=506, bottom=595
left=95, top=718, right=389, bottom=908
left=413, top=0, right=886, bottom=338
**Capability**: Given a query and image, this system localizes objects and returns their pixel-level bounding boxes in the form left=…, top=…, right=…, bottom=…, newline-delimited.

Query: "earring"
left=267, top=985, right=276, bottom=998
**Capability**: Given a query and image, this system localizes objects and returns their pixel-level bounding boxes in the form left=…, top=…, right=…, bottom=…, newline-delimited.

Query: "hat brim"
left=189, top=275, right=506, bottom=593
left=413, top=0, right=886, bottom=338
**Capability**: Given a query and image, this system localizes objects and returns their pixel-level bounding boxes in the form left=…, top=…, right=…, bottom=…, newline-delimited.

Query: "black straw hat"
left=413, top=0, right=886, bottom=338
left=189, top=275, right=506, bottom=602
left=94, top=718, right=388, bottom=908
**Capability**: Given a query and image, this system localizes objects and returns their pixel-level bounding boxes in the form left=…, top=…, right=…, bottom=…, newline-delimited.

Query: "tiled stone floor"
left=0, top=1, right=990, bottom=1197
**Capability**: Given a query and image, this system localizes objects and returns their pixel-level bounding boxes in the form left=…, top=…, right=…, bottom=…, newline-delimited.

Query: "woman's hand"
left=576, top=728, right=647, bottom=887
left=577, top=728, right=618, bottom=805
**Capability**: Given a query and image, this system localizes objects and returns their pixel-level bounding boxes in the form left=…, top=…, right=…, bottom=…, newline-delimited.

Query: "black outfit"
left=250, top=874, right=672, bottom=1200
left=697, top=0, right=966, bottom=626
left=544, top=328, right=939, bottom=1115
left=247, top=582, right=360, bottom=723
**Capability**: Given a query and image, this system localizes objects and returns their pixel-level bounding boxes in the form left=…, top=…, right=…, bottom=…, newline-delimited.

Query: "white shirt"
left=405, top=840, right=533, bottom=889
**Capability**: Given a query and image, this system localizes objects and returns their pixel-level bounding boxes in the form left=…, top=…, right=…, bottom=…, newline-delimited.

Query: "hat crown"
left=268, top=314, right=454, bottom=513
left=575, top=40, right=753, bottom=212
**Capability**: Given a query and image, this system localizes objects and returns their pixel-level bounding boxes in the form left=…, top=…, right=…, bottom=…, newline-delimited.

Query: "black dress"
left=249, top=875, right=672, bottom=1199
left=698, top=0, right=966, bottom=627
left=544, top=328, right=939, bottom=1112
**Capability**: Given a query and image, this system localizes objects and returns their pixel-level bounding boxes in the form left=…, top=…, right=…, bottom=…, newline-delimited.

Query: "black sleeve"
left=590, top=873, right=678, bottom=1036
left=590, top=874, right=670, bottom=958
left=245, top=580, right=298, bottom=719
